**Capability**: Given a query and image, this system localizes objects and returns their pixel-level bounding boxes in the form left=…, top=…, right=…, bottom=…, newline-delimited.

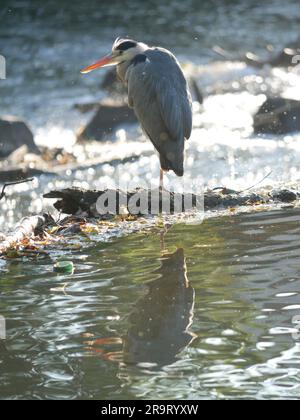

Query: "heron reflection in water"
left=86, top=248, right=196, bottom=369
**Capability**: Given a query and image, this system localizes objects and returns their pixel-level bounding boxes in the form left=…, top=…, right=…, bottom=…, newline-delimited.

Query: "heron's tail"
left=159, top=138, right=185, bottom=177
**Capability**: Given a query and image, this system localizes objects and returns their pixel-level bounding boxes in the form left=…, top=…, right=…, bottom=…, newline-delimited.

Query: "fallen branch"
left=0, top=178, right=34, bottom=201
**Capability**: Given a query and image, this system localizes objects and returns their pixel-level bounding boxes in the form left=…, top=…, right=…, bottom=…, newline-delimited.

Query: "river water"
left=1, top=209, right=300, bottom=400
left=0, top=0, right=300, bottom=400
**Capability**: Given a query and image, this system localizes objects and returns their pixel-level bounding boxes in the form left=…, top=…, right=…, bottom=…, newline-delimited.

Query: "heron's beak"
left=80, top=53, right=116, bottom=74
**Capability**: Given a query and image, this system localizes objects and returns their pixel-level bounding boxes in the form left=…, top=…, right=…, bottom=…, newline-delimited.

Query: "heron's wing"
left=126, top=48, right=192, bottom=141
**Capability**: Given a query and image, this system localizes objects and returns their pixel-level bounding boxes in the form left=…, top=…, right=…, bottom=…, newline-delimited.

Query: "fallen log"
left=1, top=186, right=297, bottom=256
left=43, top=187, right=298, bottom=217
left=0, top=215, right=48, bottom=254
left=44, top=187, right=206, bottom=215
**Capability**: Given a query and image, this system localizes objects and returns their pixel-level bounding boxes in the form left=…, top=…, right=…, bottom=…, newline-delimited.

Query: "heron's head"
left=81, top=38, right=148, bottom=74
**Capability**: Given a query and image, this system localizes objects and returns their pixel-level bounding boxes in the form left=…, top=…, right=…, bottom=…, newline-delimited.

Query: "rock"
left=77, top=100, right=137, bottom=142
left=244, top=52, right=265, bottom=68
left=100, top=68, right=127, bottom=97
left=253, top=98, right=300, bottom=135
left=0, top=117, right=40, bottom=158
left=189, top=77, right=204, bottom=104
left=269, top=48, right=300, bottom=68
left=270, top=189, right=298, bottom=203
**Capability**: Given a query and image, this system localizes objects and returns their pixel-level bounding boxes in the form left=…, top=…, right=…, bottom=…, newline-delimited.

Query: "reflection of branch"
left=0, top=178, right=34, bottom=201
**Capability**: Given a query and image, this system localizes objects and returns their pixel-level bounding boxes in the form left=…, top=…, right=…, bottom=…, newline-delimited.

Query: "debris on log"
left=0, top=215, right=49, bottom=255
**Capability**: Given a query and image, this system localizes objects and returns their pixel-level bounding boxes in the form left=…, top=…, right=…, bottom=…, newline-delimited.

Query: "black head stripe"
left=116, top=40, right=137, bottom=51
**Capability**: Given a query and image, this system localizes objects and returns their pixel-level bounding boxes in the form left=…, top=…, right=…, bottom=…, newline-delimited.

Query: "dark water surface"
left=1, top=209, right=300, bottom=400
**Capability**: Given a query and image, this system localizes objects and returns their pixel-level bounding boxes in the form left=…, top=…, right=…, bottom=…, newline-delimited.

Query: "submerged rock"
left=253, top=98, right=300, bottom=135
left=245, top=48, right=300, bottom=68
left=268, top=47, right=300, bottom=68
left=0, top=117, right=40, bottom=158
left=101, top=68, right=127, bottom=97
left=77, top=100, right=137, bottom=142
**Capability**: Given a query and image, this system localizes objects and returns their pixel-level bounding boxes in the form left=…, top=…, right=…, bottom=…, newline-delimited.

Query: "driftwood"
left=0, top=215, right=48, bottom=254
left=44, top=187, right=298, bottom=216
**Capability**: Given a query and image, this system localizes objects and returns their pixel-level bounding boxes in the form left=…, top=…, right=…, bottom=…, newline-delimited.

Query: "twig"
left=239, top=171, right=273, bottom=194
left=0, top=178, right=34, bottom=201
left=212, top=171, right=273, bottom=195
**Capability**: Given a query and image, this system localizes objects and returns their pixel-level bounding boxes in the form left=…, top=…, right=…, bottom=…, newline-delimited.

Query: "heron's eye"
left=119, top=50, right=123, bottom=55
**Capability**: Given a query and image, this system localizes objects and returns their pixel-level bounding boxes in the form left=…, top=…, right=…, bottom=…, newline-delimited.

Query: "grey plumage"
left=81, top=38, right=193, bottom=178
left=118, top=46, right=193, bottom=176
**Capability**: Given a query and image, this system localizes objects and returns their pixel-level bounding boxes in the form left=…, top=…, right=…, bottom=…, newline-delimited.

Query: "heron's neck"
left=117, top=43, right=148, bottom=83
left=116, top=60, right=132, bottom=83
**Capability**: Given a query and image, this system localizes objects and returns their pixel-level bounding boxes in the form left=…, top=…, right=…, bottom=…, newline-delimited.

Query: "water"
left=1, top=209, right=300, bottom=400
left=1, top=1, right=300, bottom=229
left=1, top=0, right=300, bottom=130
left=1, top=0, right=300, bottom=400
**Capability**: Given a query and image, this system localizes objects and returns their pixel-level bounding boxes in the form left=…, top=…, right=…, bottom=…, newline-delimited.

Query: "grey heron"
left=81, top=38, right=193, bottom=189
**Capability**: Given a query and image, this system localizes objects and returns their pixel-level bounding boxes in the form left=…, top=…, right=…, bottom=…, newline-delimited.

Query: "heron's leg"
left=159, top=169, right=164, bottom=190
